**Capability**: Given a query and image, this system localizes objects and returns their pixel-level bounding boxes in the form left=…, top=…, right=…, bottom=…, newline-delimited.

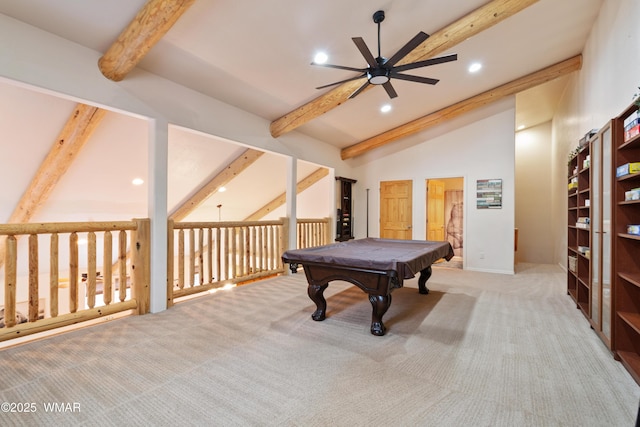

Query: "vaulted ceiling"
left=0, top=0, right=603, bottom=225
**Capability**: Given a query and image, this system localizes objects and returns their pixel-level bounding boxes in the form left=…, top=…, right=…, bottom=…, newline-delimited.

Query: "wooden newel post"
left=323, top=217, right=332, bottom=246
left=166, top=219, right=174, bottom=308
left=280, top=217, right=289, bottom=273
left=131, top=218, right=150, bottom=315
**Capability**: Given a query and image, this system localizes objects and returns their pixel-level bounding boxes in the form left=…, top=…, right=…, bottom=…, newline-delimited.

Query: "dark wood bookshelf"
left=612, top=101, right=640, bottom=385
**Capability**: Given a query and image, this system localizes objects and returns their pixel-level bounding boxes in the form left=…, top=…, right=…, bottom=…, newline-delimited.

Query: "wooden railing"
left=297, top=217, right=331, bottom=249
left=168, top=217, right=331, bottom=305
left=0, top=219, right=149, bottom=342
left=0, top=216, right=329, bottom=340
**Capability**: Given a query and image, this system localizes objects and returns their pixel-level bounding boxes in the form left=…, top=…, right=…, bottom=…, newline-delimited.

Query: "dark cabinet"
left=336, top=177, right=356, bottom=241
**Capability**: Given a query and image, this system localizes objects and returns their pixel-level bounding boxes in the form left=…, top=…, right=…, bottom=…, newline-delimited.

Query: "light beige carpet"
left=1, top=263, right=638, bottom=426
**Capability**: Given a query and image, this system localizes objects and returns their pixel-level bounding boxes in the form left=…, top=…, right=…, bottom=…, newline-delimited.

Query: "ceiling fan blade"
left=315, top=74, right=367, bottom=90
left=392, top=54, right=458, bottom=73
left=348, top=80, right=371, bottom=99
left=352, top=37, right=378, bottom=68
left=385, top=31, right=430, bottom=67
left=311, top=62, right=367, bottom=73
left=391, top=73, right=439, bottom=85
left=382, top=81, right=398, bottom=99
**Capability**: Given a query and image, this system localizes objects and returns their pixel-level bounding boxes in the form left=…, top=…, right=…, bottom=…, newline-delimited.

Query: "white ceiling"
left=0, top=0, right=603, bottom=224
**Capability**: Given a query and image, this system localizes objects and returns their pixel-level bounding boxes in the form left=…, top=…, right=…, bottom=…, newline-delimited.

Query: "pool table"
left=281, top=238, right=454, bottom=336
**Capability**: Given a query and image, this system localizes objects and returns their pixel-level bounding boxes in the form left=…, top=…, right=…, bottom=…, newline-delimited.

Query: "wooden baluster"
left=4, top=236, right=17, bottom=328
left=87, top=232, right=96, bottom=309
left=276, top=225, right=282, bottom=269
left=189, top=228, right=195, bottom=287
left=198, top=228, right=204, bottom=286
left=178, top=229, right=184, bottom=289
left=69, top=232, right=79, bottom=313
left=242, top=226, right=248, bottom=276
left=215, top=227, right=221, bottom=282
left=118, top=230, right=127, bottom=302
left=258, top=226, right=264, bottom=272
left=248, top=226, right=253, bottom=274
left=103, top=231, right=112, bottom=305
left=207, top=228, right=213, bottom=284
left=50, top=233, right=59, bottom=318
left=229, top=227, right=235, bottom=278
left=28, top=234, right=39, bottom=322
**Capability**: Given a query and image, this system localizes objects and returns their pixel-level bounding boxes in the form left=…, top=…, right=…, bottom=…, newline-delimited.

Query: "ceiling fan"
left=312, top=10, right=457, bottom=99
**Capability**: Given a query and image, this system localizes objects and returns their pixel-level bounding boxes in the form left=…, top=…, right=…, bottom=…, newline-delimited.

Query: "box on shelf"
left=627, top=225, right=640, bottom=236
left=568, top=255, right=577, bottom=272
left=576, top=217, right=590, bottom=229
left=585, top=199, right=590, bottom=207
left=616, top=162, right=640, bottom=178
left=624, top=114, right=640, bottom=141
left=625, top=188, right=640, bottom=201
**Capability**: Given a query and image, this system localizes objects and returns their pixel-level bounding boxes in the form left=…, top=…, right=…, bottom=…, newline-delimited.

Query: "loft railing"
left=0, top=219, right=149, bottom=342
left=167, top=217, right=331, bottom=305
left=0, top=216, right=330, bottom=341
left=297, top=217, right=332, bottom=249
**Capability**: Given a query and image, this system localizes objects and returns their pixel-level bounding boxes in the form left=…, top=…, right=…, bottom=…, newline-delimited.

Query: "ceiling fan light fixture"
left=368, top=68, right=389, bottom=85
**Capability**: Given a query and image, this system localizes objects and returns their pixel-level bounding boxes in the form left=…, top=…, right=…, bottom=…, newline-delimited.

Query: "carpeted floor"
left=1, top=263, right=638, bottom=426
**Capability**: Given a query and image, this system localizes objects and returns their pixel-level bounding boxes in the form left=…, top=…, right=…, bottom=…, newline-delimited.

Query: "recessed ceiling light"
left=132, top=178, right=144, bottom=185
left=314, top=52, right=328, bottom=64
left=380, top=104, right=392, bottom=113
left=468, top=62, right=482, bottom=73
left=517, top=125, right=525, bottom=130
left=218, top=186, right=227, bottom=193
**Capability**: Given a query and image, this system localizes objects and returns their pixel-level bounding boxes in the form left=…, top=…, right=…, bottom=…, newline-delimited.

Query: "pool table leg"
left=369, top=294, right=392, bottom=336
left=308, top=284, right=328, bottom=321
left=418, top=266, right=433, bottom=294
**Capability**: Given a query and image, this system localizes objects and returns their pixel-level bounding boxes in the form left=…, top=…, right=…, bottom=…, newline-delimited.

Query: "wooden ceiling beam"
left=0, top=104, right=106, bottom=267
left=244, top=168, right=329, bottom=221
left=98, top=0, right=195, bottom=81
left=341, top=54, right=582, bottom=160
left=269, top=0, right=540, bottom=138
left=169, top=149, right=264, bottom=222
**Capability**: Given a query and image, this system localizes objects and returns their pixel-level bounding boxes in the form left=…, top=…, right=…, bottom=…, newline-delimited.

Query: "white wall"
left=552, top=0, right=640, bottom=267
left=515, top=122, right=554, bottom=264
left=351, top=100, right=516, bottom=274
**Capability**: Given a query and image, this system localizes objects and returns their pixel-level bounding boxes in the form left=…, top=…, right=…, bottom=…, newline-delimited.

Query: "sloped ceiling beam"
left=269, top=0, right=540, bottom=138
left=341, top=55, right=582, bottom=160
left=98, top=0, right=195, bottom=81
left=0, top=105, right=106, bottom=266
left=243, top=168, right=329, bottom=221
left=169, top=149, right=264, bottom=222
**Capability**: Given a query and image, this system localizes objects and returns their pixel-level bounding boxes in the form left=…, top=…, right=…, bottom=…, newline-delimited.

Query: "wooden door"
left=427, top=180, right=445, bottom=241
left=380, top=180, right=412, bottom=239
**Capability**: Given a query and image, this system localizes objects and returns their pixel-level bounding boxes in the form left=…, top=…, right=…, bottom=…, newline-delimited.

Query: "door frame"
left=425, top=176, right=466, bottom=266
